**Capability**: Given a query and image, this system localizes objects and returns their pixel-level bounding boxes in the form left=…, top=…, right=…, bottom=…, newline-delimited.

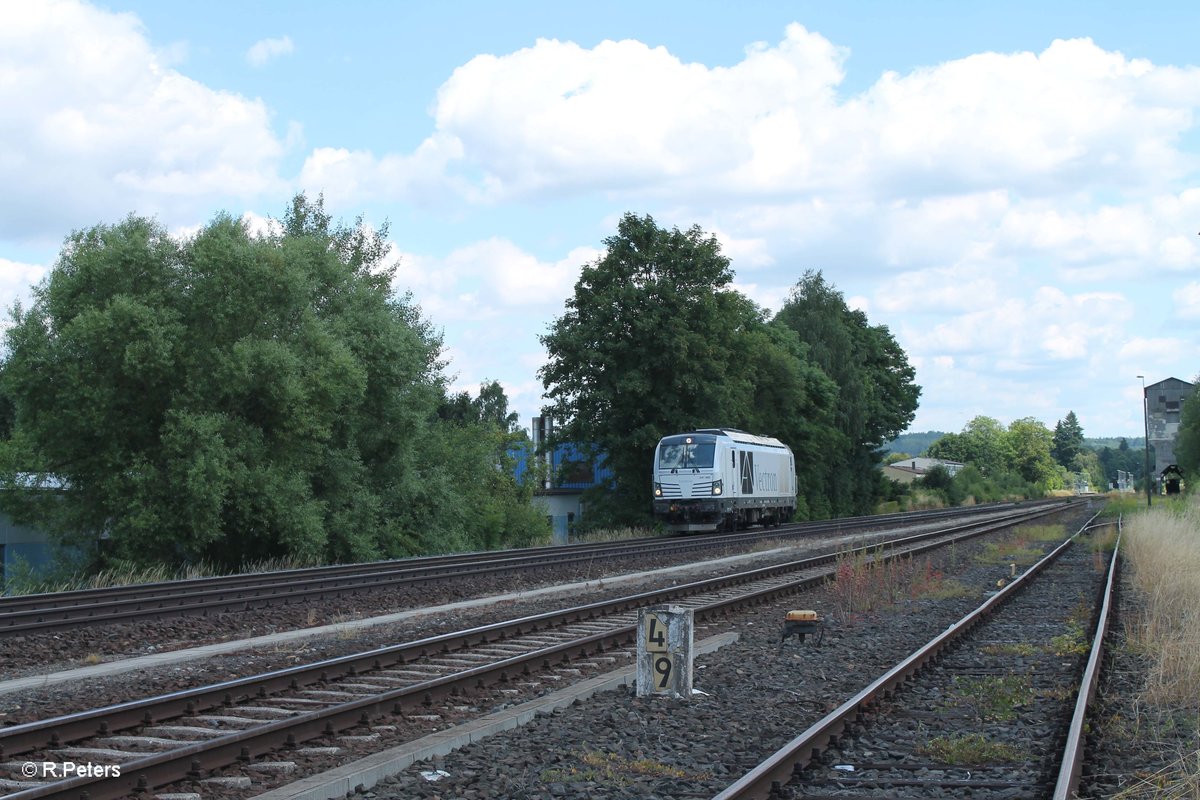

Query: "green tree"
left=1005, top=417, right=1062, bottom=488
left=1070, top=448, right=1105, bottom=493
left=950, top=464, right=993, bottom=503
left=0, top=196, right=546, bottom=569
left=1175, top=388, right=1200, bottom=479
left=1095, top=437, right=1148, bottom=488
left=538, top=213, right=836, bottom=525
left=927, top=416, right=1013, bottom=476
left=440, top=380, right=521, bottom=433
left=1051, top=411, right=1085, bottom=468
left=773, top=271, right=921, bottom=516
left=472, top=380, right=522, bottom=433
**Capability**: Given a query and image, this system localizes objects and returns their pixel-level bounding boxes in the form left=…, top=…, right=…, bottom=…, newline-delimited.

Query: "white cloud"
left=6, top=13, right=1200, bottom=439
left=709, top=227, right=775, bottom=270
left=0, top=258, right=47, bottom=314
left=0, top=0, right=287, bottom=241
left=1117, top=336, right=1189, bottom=364
left=391, top=239, right=595, bottom=321
left=730, top=281, right=790, bottom=312
left=298, top=136, right=465, bottom=207
left=418, top=31, right=1200, bottom=203
left=296, top=28, right=1200, bottom=302
left=898, top=286, right=1130, bottom=369
left=382, top=237, right=600, bottom=425
left=1174, top=281, right=1200, bottom=319
left=246, top=35, right=294, bottom=67
left=240, top=211, right=283, bottom=239
left=875, top=263, right=1012, bottom=314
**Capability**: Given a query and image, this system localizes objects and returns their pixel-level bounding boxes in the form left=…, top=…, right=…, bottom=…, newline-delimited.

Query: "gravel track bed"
left=0, top=509, right=1032, bottom=681
left=1078, top=567, right=1200, bottom=799
left=178, top=512, right=1092, bottom=800
left=784, top=534, right=1106, bottom=799
left=0, top=536, right=860, bottom=726
left=0, top=540, right=807, bottom=681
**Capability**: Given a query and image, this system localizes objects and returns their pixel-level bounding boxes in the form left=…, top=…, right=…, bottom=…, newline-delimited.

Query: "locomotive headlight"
left=711, top=480, right=723, bottom=496
left=654, top=482, right=663, bottom=497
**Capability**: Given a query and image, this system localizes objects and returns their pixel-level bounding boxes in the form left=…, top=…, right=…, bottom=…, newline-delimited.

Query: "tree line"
left=1, top=202, right=928, bottom=572
left=0, top=196, right=547, bottom=572
left=538, top=212, right=920, bottom=527
left=903, top=410, right=1150, bottom=503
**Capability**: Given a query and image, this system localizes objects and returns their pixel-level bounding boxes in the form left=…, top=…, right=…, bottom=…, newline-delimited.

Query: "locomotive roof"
left=684, top=428, right=788, bottom=448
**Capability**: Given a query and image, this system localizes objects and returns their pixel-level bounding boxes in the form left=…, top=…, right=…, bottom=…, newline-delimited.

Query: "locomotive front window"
left=658, top=435, right=716, bottom=470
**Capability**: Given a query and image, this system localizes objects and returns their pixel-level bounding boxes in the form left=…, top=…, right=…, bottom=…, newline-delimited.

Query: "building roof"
left=1146, top=377, right=1194, bottom=391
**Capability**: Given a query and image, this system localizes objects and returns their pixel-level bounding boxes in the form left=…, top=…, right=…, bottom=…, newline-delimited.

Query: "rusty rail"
left=1, top=502, right=1081, bottom=799
left=713, top=507, right=1106, bottom=800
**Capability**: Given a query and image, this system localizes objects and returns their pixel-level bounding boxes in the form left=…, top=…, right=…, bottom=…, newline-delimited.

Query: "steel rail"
left=1053, top=516, right=1122, bottom=800
left=1, top=503, right=1064, bottom=758
left=0, top=502, right=1047, bottom=635
left=0, top=502, right=1023, bottom=613
left=0, top=502, right=1077, bottom=800
left=712, top=507, right=1105, bottom=800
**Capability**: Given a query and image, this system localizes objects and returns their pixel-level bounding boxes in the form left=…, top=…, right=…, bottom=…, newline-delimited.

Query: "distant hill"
left=882, top=431, right=948, bottom=456
left=883, top=433, right=1144, bottom=459
left=1086, top=437, right=1145, bottom=451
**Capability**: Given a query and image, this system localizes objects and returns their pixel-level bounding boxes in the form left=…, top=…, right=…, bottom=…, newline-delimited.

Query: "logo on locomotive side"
left=740, top=451, right=754, bottom=494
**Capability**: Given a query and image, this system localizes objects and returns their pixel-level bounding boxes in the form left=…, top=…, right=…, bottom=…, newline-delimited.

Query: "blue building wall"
left=510, top=441, right=612, bottom=542
left=0, top=512, right=54, bottom=585
left=510, top=442, right=614, bottom=490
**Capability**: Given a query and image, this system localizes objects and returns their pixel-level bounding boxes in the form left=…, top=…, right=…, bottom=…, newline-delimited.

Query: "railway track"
left=0, top=502, right=1044, bottom=636
left=714, top=509, right=1119, bottom=800
left=0, top=502, right=1077, bottom=799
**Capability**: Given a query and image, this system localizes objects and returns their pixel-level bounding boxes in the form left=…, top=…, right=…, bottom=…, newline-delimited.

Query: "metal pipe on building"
left=1138, top=375, right=1151, bottom=507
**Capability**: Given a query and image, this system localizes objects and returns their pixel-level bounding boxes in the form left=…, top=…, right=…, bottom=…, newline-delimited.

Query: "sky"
left=4, top=1, right=1200, bottom=440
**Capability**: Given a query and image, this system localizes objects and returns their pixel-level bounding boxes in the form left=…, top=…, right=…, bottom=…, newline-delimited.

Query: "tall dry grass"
left=3, top=554, right=321, bottom=596
left=1124, top=500, right=1200, bottom=707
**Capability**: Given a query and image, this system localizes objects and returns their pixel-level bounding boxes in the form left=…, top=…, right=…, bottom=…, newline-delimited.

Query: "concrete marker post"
left=636, top=604, right=694, bottom=698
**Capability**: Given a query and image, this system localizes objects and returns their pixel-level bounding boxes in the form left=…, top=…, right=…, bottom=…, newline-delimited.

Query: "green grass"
left=916, top=733, right=1023, bottom=764
left=981, top=642, right=1040, bottom=658
left=1018, top=524, right=1068, bottom=543
left=1, top=554, right=320, bottom=596
left=567, top=526, right=662, bottom=543
left=972, top=524, right=1063, bottom=567
left=917, top=577, right=973, bottom=600
left=1049, top=620, right=1090, bottom=657
left=540, top=750, right=711, bottom=787
left=948, top=673, right=1036, bottom=722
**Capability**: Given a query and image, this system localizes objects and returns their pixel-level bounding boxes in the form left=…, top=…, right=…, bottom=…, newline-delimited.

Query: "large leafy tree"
left=1005, top=417, right=1063, bottom=488
left=538, top=213, right=836, bottom=525
left=0, top=196, right=545, bottom=568
left=927, top=416, right=1013, bottom=476
left=773, top=271, right=921, bottom=516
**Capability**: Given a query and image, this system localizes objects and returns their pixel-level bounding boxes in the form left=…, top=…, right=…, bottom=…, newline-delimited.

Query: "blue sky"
left=4, top=1, right=1200, bottom=440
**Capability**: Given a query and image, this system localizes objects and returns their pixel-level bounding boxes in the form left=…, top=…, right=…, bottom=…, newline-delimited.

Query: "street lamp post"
left=1138, top=375, right=1152, bottom=507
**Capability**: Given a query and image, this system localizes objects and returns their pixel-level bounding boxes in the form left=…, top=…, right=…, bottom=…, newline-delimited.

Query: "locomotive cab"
left=653, top=434, right=724, bottom=532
